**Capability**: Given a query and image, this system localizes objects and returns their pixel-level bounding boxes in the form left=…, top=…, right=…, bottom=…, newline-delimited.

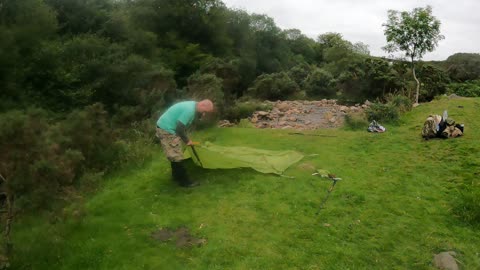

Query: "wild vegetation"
left=0, top=0, right=479, bottom=268
left=10, top=97, right=480, bottom=269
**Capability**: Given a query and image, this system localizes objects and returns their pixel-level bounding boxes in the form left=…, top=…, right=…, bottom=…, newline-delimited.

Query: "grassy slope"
left=12, top=97, right=480, bottom=270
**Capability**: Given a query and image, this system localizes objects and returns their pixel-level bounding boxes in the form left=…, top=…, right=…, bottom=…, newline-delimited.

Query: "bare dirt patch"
left=151, top=227, right=207, bottom=248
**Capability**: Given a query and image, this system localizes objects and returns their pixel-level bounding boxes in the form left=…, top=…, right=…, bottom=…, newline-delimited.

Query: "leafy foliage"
left=448, top=80, right=480, bottom=97
left=247, top=72, right=298, bottom=100
left=187, top=73, right=225, bottom=110
left=305, top=68, right=335, bottom=98
left=383, top=5, right=444, bottom=104
left=365, top=102, right=400, bottom=123
left=223, top=100, right=272, bottom=122
left=416, top=63, right=450, bottom=101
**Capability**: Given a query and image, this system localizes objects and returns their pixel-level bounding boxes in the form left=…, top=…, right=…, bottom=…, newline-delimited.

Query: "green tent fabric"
left=183, top=142, right=304, bottom=175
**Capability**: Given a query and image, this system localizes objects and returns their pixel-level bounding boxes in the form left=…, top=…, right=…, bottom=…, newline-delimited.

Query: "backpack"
left=440, top=119, right=464, bottom=138
left=422, top=115, right=440, bottom=139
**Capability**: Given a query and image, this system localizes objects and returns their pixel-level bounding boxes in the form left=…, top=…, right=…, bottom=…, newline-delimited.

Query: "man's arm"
left=175, top=121, right=192, bottom=144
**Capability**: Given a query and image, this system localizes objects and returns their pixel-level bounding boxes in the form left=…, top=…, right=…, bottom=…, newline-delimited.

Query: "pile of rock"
left=248, top=99, right=370, bottom=130
left=217, top=119, right=235, bottom=127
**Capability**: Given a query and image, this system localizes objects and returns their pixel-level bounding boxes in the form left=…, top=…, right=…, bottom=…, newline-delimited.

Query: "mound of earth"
left=151, top=227, right=207, bottom=248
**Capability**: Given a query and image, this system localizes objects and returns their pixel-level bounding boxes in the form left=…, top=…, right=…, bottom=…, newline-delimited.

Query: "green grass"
left=12, top=97, right=480, bottom=269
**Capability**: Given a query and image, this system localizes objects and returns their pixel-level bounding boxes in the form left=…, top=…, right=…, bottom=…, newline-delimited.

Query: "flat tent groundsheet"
left=184, top=142, right=304, bottom=175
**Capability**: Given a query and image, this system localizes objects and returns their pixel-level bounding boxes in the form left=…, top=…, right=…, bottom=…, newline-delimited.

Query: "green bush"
left=417, top=64, right=450, bottom=101
left=365, top=102, right=399, bottom=123
left=385, top=93, right=413, bottom=113
left=448, top=81, right=480, bottom=97
left=223, top=101, right=273, bottom=122
left=0, top=109, right=83, bottom=209
left=247, top=72, right=298, bottom=100
left=187, top=73, right=225, bottom=110
left=344, top=113, right=369, bottom=130
left=59, top=103, right=124, bottom=171
left=237, top=118, right=255, bottom=128
left=305, top=68, right=336, bottom=98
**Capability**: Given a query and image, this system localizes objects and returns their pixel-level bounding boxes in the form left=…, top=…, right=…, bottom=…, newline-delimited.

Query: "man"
left=156, top=99, right=214, bottom=187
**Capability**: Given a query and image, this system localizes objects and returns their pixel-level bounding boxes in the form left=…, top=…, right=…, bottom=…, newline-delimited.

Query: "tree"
left=383, top=6, right=444, bottom=105
left=305, top=68, right=335, bottom=98
left=247, top=72, right=298, bottom=100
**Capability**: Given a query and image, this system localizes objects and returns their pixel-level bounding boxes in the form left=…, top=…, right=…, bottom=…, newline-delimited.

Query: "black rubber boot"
left=171, top=161, right=199, bottom=187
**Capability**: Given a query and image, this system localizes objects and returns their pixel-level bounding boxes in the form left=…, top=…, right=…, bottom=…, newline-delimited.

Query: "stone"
left=218, top=120, right=234, bottom=127
left=281, top=125, right=293, bottom=129
left=277, top=103, right=290, bottom=112
left=267, top=113, right=277, bottom=120
left=288, top=117, right=297, bottom=122
left=257, top=111, right=269, bottom=116
left=329, top=117, right=337, bottom=123
left=432, top=251, right=458, bottom=270
left=340, top=106, right=348, bottom=112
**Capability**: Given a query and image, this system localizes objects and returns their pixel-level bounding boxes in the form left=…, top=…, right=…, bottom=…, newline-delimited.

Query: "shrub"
left=223, top=100, right=273, bottom=122
left=344, top=112, right=369, bottom=130
left=448, top=80, right=480, bottom=97
left=237, top=118, right=255, bottom=128
left=288, top=63, right=313, bottom=89
left=416, top=64, right=450, bottom=101
left=247, top=72, right=298, bottom=100
left=385, top=93, right=413, bottom=113
left=305, top=68, right=336, bottom=98
left=365, top=102, right=399, bottom=123
left=58, top=103, right=124, bottom=171
left=187, top=73, right=225, bottom=110
left=0, top=108, right=83, bottom=209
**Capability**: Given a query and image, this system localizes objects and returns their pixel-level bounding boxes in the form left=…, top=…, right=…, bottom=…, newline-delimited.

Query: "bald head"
left=196, top=99, right=214, bottom=113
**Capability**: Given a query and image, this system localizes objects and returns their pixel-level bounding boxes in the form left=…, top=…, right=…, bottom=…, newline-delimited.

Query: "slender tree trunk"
left=411, top=57, right=420, bottom=105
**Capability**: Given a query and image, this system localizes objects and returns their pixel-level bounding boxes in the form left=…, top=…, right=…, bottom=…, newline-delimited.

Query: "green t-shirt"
left=157, top=101, right=197, bottom=134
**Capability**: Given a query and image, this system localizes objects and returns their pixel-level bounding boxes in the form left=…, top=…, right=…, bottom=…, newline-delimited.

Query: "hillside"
left=12, top=97, right=480, bottom=269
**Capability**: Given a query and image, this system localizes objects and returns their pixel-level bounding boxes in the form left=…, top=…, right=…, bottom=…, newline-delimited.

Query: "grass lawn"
left=12, top=97, right=480, bottom=269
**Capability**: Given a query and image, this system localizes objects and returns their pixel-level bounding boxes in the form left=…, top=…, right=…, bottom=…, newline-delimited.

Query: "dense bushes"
left=365, top=102, right=399, bottom=123
left=187, top=73, right=225, bottom=110
left=344, top=113, right=369, bottom=130
left=305, top=68, right=336, bottom=98
left=416, top=64, right=450, bottom=101
left=448, top=80, right=480, bottom=97
left=0, top=104, right=143, bottom=210
left=247, top=72, right=298, bottom=100
left=223, top=100, right=273, bottom=122
left=365, top=94, right=412, bottom=123
left=0, top=109, right=80, bottom=208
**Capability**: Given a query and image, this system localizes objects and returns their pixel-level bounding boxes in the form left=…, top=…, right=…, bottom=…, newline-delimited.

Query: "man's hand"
left=187, top=140, right=200, bottom=146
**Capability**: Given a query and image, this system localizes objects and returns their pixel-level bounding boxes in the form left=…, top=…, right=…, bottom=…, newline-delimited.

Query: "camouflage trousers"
left=156, top=128, right=185, bottom=162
